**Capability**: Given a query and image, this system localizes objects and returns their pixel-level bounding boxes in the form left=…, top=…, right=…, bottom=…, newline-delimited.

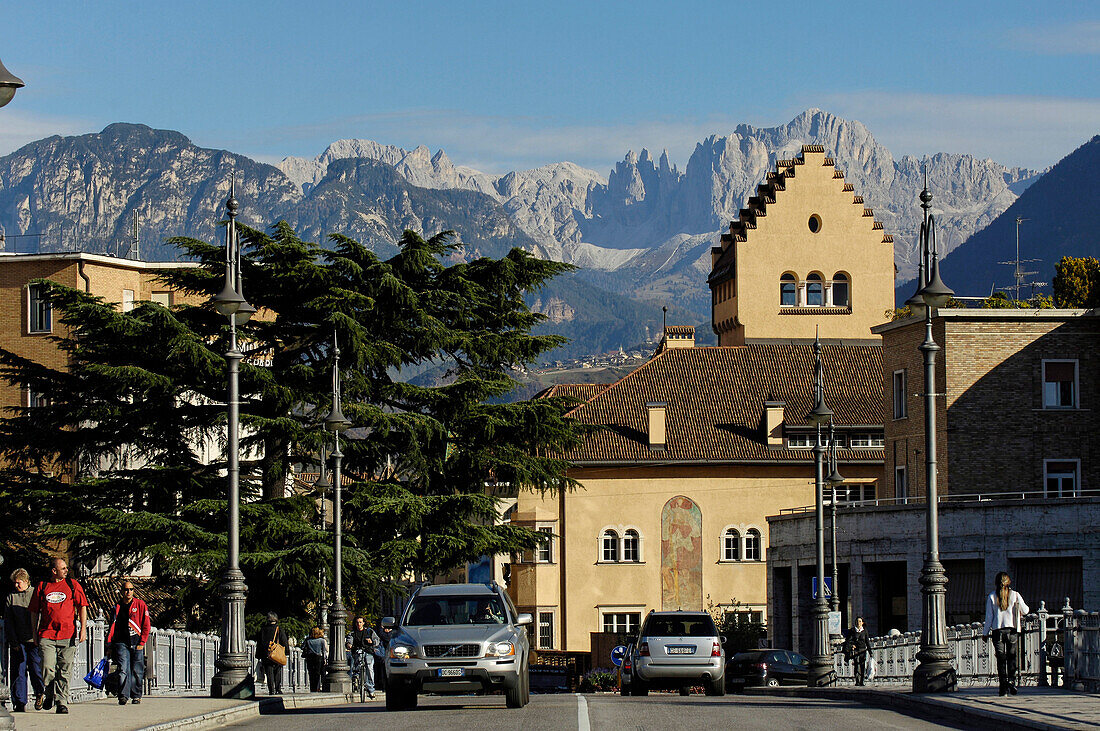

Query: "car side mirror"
left=720, top=635, right=727, bottom=645
left=516, top=613, right=533, bottom=626
left=382, top=616, right=396, bottom=629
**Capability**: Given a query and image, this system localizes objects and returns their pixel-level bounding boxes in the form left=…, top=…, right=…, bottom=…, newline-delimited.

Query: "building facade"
left=709, top=146, right=895, bottom=346
left=768, top=308, right=1100, bottom=653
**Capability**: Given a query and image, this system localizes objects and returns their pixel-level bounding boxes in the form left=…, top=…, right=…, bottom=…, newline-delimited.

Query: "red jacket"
left=107, top=597, right=151, bottom=645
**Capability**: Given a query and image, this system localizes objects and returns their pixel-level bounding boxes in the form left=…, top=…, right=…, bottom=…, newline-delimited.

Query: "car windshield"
left=404, top=596, right=507, bottom=626
left=642, top=615, right=716, bottom=637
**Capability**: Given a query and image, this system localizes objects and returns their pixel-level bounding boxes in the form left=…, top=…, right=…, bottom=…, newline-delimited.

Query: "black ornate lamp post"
left=0, top=57, right=24, bottom=108
left=209, top=182, right=255, bottom=699
left=910, top=173, right=956, bottom=693
left=806, top=333, right=836, bottom=687
left=323, top=332, right=353, bottom=693
left=0, top=53, right=21, bottom=731
left=315, top=447, right=331, bottom=637
left=827, top=421, right=844, bottom=618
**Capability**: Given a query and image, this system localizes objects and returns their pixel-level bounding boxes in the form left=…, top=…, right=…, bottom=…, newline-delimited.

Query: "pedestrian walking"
left=28, top=557, right=89, bottom=715
left=107, top=580, right=151, bottom=705
left=4, top=568, right=44, bottom=712
left=349, top=616, right=379, bottom=699
left=845, top=616, right=871, bottom=686
left=984, top=571, right=1029, bottom=696
left=257, top=612, right=288, bottom=695
left=302, top=626, right=327, bottom=692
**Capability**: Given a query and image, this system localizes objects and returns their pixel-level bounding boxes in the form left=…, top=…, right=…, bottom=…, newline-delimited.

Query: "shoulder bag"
left=268, top=626, right=287, bottom=666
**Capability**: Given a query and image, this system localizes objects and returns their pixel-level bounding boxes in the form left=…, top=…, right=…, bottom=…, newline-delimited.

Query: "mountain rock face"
left=937, top=135, right=1100, bottom=299
left=0, top=111, right=1048, bottom=341
left=0, top=123, right=299, bottom=260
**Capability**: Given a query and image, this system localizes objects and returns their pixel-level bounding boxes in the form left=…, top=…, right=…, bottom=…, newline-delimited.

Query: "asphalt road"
left=231, top=692, right=981, bottom=729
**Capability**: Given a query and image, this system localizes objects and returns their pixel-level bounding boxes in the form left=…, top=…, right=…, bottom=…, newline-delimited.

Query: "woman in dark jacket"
left=847, top=617, right=871, bottom=685
left=257, top=612, right=288, bottom=694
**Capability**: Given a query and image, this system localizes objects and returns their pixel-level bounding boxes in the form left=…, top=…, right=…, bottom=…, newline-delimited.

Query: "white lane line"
left=576, top=692, right=591, bottom=731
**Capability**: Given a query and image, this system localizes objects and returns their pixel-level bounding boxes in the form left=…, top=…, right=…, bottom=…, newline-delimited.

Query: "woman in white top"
left=983, top=571, right=1029, bottom=696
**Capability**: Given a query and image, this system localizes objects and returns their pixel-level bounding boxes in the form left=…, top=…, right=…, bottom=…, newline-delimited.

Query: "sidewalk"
left=749, top=684, right=1100, bottom=730
left=7, top=692, right=351, bottom=731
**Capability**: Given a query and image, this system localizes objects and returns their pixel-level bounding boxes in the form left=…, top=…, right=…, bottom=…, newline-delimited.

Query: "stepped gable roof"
left=710, top=146, right=892, bottom=284
left=535, top=383, right=608, bottom=403
left=563, top=343, right=884, bottom=463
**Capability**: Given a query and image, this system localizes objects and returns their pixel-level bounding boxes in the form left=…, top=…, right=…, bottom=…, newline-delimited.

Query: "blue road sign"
left=811, top=577, right=833, bottom=599
left=610, top=645, right=627, bottom=667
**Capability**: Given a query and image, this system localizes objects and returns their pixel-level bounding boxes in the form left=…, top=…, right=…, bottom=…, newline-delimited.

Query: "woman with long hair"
left=983, top=572, right=1029, bottom=696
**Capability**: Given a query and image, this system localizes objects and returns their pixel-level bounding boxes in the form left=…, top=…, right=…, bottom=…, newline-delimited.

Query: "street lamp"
left=0, top=57, right=24, bottom=108
left=324, top=331, right=353, bottom=694
left=210, top=182, right=256, bottom=699
left=315, top=446, right=331, bottom=637
left=0, top=53, right=20, bottom=731
left=806, top=332, right=836, bottom=687
left=910, top=175, right=956, bottom=694
left=827, top=421, right=844, bottom=618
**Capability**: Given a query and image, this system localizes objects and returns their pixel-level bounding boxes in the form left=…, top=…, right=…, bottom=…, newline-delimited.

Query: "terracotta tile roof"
left=563, top=344, right=884, bottom=463
left=80, top=576, right=179, bottom=626
left=536, top=383, right=608, bottom=403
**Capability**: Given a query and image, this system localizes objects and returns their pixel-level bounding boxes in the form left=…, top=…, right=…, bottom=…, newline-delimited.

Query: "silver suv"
left=382, top=583, right=532, bottom=710
left=630, top=610, right=726, bottom=696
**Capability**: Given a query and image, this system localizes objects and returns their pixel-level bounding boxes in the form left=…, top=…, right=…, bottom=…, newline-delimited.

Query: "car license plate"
left=729, top=677, right=745, bottom=684
left=667, top=646, right=695, bottom=655
left=437, top=668, right=464, bottom=677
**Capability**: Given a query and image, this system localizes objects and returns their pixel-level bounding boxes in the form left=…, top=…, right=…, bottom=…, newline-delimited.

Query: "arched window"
left=806, top=273, right=824, bottom=307
left=780, top=273, right=797, bottom=307
left=745, top=529, right=762, bottom=561
left=723, top=528, right=741, bottom=561
left=601, top=529, right=619, bottom=562
left=623, top=529, right=640, bottom=562
left=832, top=272, right=849, bottom=308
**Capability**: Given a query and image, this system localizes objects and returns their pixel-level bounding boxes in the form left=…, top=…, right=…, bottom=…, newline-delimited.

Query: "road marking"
left=576, top=693, right=590, bottom=731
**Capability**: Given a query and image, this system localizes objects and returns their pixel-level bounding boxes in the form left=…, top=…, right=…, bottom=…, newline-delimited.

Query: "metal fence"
left=2, top=617, right=314, bottom=702
left=832, top=599, right=1100, bottom=692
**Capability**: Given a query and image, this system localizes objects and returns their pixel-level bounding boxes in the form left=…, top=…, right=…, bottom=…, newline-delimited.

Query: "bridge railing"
left=2, top=617, right=312, bottom=702
left=832, top=599, right=1099, bottom=691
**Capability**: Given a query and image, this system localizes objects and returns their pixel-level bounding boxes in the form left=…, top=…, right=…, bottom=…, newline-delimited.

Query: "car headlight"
left=485, top=641, right=515, bottom=657
left=388, top=644, right=416, bottom=659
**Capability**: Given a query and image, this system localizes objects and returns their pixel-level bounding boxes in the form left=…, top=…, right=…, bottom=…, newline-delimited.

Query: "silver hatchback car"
left=630, top=610, right=726, bottom=696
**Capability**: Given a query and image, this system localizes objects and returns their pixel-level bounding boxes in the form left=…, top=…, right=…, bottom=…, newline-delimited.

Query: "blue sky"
left=2, top=1, right=1098, bottom=174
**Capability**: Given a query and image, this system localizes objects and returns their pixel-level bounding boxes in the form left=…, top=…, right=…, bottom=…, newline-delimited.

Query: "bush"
left=578, top=668, right=619, bottom=692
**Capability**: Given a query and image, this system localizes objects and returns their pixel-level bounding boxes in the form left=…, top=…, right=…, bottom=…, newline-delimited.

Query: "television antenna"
left=997, top=216, right=1043, bottom=301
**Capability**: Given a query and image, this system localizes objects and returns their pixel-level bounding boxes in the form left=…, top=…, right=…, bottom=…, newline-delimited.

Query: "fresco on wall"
left=661, top=495, right=703, bottom=610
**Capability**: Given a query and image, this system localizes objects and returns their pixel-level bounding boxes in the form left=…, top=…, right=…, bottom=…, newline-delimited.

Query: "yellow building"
left=508, top=145, right=897, bottom=657
left=709, top=145, right=895, bottom=345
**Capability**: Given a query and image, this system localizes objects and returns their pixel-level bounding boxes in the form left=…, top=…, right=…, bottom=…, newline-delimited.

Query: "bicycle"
left=351, top=648, right=371, bottom=703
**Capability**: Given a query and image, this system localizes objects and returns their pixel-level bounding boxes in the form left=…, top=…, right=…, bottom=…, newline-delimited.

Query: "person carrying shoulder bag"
left=257, top=612, right=288, bottom=695
left=983, top=571, right=1029, bottom=696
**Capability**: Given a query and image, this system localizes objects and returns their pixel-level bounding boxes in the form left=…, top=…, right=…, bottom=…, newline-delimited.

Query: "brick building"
left=0, top=252, right=201, bottom=414
left=767, top=307, right=1100, bottom=651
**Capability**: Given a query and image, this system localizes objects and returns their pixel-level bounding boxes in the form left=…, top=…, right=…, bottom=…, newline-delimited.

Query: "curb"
left=744, top=687, right=1071, bottom=731
left=139, top=693, right=353, bottom=731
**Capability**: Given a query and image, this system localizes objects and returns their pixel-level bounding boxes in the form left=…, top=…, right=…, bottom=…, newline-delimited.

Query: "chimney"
left=647, top=401, right=667, bottom=451
left=662, top=325, right=695, bottom=350
left=763, top=400, right=785, bottom=448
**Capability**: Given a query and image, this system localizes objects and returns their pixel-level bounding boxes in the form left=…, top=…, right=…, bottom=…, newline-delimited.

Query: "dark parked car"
left=725, top=649, right=809, bottom=690
left=619, top=640, right=635, bottom=696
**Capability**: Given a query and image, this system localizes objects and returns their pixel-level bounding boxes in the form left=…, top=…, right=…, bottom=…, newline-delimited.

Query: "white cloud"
left=1006, top=20, right=1100, bottom=55
left=0, top=110, right=91, bottom=156
left=821, top=91, right=1100, bottom=170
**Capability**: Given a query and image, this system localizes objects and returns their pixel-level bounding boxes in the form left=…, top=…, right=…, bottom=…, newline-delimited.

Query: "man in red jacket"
left=29, top=557, right=88, bottom=715
left=107, top=580, right=151, bottom=705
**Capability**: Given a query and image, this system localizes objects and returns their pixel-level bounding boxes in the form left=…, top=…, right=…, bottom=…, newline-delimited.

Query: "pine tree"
left=0, top=223, right=584, bottom=629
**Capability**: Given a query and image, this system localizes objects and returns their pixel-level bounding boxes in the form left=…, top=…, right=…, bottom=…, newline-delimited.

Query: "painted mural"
left=661, top=495, right=703, bottom=610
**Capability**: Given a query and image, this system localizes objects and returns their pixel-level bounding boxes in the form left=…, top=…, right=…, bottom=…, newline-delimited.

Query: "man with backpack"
left=29, top=557, right=89, bottom=715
